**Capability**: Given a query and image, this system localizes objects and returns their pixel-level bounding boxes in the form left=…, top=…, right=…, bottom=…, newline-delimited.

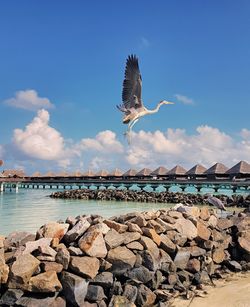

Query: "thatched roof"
left=122, top=169, right=137, bottom=177
left=136, top=168, right=153, bottom=176
left=150, top=166, right=168, bottom=176
left=167, top=165, right=187, bottom=175
left=71, top=170, right=82, bottom=177
left=2, top=169, right=26, bottom=178
left=43, top=171, right=56, bottom=177
left=226, top=161, right=250, bottom=174
left=95, top=170, right=108, bottom=177
left=204, top=163, right=228, bottom=175
left=108, top=168, right=123, bottom=177
left=82, top=170, right=95, bottom=177
left=31, top=171, right=41, bottom=177
left=186, top=164, right=207, bottom=175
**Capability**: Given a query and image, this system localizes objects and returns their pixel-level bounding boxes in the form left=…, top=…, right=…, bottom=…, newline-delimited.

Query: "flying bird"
left=117, top=55, right=174, bottom=142
left=207, top=195, right=226, bottom=213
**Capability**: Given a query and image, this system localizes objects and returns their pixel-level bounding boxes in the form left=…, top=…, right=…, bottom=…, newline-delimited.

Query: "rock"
left=23, top=238, right=52, bottom=254
left=212, top=248, right=225, bottom=264
left=64, top=219, right=90, bottom=243
left=55, top=244, right=70, bottom=269
left=174, top=249, right=191, bottom=269
left=40, top=261, right=63, bottom=273
left=176, top=205, right=200, bottom=218
left=38, top=222, right=69, bottom=241
left=168, top=273, right=178, bottom=285
left=0, top=289, right=24, bottom=306
left=15, top=295, right=61, bottom=307
left=104, top=229, right=125, bottom=249
left=155, top=218, right=176, bottom=231
left=123, top=284, right=138, bottom=303
left=141, top=250, right=160, bottom=272
left=123, top=231, right=141, bottom=244
left=168, top=210, right=183, bottom=219
left=196, top=221, right=211, bottom=241
left=103, top=219, right=128, bottom=233
left=109, top=295, right=136, bottom=307
left=126, top=241, right=144, bottom=251
left=69, top=256, right=100, bottom=279
left=86, top=285, right=106, bottom=302
left=126, top=222, right=143, bottom=234
left=0, top=253, right=9, bottom=284
left=4, top=231, right=36, bottom=249
left=125, top=265, right=154, bottom=283
left=186, top=258, right=200, bottom=273
left=238, top=237, right=250, bottom=255
left=142, top=228, right=161, bottom=246
left=68, top=246, right=84, bottom=256
left=136, top=284, right=156, bottom=306
left=225, top=260, right=242, bottom=272
left=0, top=235, right=5, bottom=248
left=89, top=222, right=110, bottom=235
left=140, top=236, right=159, bottom=255
left=160, top=234, right=176, bottom=254
left=92, top=272, right=113, bottom=289
left=128, top=215, right=147, bottom=227
left=38, top=244, right=57, bottom=259
left=217, top=218, right=233, bottom=230
left=60, top=271, right=88, bottom=306
left=107, top=246, right=136, bottom=275
left=200, top=208, right=210, bottom=221
left=189, top=246, right=206, bottom=257
left=78, top=229, right=107, bottom=258
left=166, top=230, right=187, bottom=246
left=207, top=215, right=218, bottom=228
left=146, top=220, right=165, bottom=233
left=27, top=271, right=62, bottom=292
left=174, top=218, right=197, bottom=240
left=8, top=254, right=40, bottom=289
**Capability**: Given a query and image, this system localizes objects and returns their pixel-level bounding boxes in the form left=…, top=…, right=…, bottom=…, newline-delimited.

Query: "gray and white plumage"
left=117, top=54, right=174, bottom=142
left=207, top=196, right=226, bottom=211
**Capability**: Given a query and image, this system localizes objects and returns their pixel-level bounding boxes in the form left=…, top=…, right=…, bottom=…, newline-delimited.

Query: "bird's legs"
left=123, top=119, right=139, bottom=144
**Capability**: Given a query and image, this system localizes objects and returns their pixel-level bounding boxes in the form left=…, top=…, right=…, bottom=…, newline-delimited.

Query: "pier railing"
left=1, top=177, right=249, bottom=194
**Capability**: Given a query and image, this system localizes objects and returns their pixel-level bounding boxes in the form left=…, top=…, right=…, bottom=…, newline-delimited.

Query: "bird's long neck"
left=146, top=101, right=164, bottom=114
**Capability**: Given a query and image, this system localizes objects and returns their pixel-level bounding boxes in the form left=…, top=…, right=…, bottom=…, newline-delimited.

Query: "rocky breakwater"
left=50, top=189, right=250, bottom=208
left=0, top=206, right=250, bottom=306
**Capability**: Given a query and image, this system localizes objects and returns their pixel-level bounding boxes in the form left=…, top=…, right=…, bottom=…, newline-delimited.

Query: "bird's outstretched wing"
left=117, top=55, right=143, bottom=113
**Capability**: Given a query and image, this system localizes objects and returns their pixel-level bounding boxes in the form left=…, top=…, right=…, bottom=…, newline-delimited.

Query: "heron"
left=117, top=54, right=174, bottom=143
left=207, top=195, right=226, bottom=214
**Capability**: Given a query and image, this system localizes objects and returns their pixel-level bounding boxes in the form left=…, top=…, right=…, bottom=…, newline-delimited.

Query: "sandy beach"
left=173, top=272, right=250, bottom=307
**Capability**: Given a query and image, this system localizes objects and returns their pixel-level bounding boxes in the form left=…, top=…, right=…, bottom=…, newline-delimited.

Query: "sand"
left=172, top=272, right=250, bottom=307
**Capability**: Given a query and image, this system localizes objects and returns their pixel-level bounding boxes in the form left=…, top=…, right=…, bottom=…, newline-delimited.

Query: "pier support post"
left=15, top=184, right=19, bottom=193
left=0, top=183, right=4, bottom=193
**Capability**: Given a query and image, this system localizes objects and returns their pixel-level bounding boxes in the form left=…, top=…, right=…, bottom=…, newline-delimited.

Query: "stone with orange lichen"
left=78, top=230, right=107, bottom=258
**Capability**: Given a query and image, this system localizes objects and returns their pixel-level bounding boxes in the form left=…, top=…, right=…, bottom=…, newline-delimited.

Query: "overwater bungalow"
left=31, top=171, right=42, bottom=178
left=94, top=170, right=109, bottom=179
left=136, top=168, right=153, bottom=180
left=107, top=168, right=123, bottom=180
left=1, top=169, right=26, bottom=178
left=82, top=170, right=95, bottom=179
left=167, top=165, right=187, bottom=180
left=226, top=161, right=250, bottom=180
left=204, top=163, right=229, bottom=180
left=70, top=170, right=82, bottom=179
left=55, top=171, right=70, bottom=180
left=42, top=171, right=56, bottom=179
left=150, top=166, right=168, bottom=179
left=186, top=164, right=207, bottom=180
left=122, top=169, right=137, bottom=180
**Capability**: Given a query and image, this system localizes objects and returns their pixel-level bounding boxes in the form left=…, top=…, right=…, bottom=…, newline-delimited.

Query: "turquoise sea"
left=0, top=186, right=248, bottom=235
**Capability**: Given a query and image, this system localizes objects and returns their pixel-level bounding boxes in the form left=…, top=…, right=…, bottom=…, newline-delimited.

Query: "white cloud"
left=4, top=90, right=54, bottom=111
left=79, top=130, right=124, bottom=154
left=13, top=109, right=69, bottom=162
left=175, top=94, right=194, bottom=105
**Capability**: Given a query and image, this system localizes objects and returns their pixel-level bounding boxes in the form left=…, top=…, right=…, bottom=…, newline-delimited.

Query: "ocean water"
left=0, top=186, right=248, bottom=235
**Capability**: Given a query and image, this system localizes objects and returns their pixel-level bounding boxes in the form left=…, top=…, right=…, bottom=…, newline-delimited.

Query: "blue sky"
left=0, top=1, right=250, bottom=173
